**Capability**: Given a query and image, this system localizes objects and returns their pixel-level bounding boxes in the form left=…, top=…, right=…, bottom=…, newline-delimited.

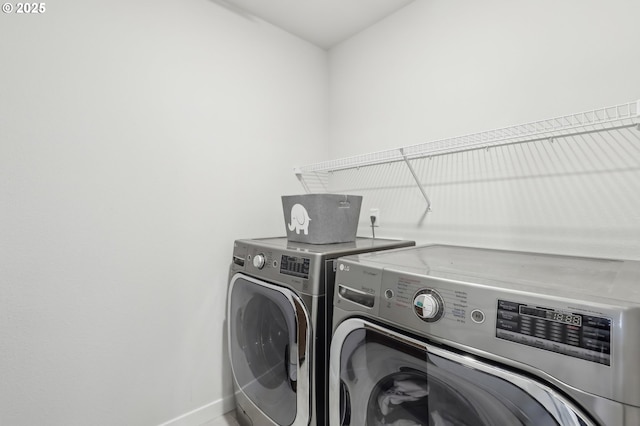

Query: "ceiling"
left=214, top=0, right=416, bottom=49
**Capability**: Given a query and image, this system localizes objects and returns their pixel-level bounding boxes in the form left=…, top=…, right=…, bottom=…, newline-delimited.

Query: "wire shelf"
left=294, top=100, right=640, bottom=210
left=295, top=100, right=640, bottom=173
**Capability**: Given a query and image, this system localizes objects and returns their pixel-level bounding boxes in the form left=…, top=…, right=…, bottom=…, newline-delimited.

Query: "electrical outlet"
left=370, top=208, right=380, bottom=227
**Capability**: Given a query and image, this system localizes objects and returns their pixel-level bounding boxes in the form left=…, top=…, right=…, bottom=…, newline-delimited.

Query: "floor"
left=201, top=411, right=239, bottom=426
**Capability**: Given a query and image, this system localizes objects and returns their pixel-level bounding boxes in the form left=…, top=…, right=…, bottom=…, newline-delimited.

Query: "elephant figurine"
left=288, top=204, right=311, bottom=235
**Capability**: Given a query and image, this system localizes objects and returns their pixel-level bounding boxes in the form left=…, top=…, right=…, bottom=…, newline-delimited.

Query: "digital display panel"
left=280, top=255, right=310, bottom=279
left=520, top=306, right=582, bottom=326
left=496, top=299, right=612, bottom=366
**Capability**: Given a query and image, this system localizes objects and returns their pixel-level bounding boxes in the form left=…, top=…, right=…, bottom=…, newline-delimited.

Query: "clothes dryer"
left=228, top=237, right=414, bottom=426
left=330, top=244, right=640, bottom=426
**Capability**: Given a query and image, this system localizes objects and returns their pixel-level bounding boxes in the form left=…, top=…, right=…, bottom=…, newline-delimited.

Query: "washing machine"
left=329, top=244, right=640, bottom=426
left=227, top=237, right=414, bottom=426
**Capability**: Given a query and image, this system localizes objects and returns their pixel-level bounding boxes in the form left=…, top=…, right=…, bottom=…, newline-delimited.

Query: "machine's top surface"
left=340, top=244, right=640, bottom=302
left=237, top=236, right=414, bottom=259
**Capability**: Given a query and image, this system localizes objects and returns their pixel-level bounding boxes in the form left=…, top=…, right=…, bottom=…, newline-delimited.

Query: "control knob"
left=253, top=254, right=266, bottom=269
left=413, top=290, right=444, bottom=322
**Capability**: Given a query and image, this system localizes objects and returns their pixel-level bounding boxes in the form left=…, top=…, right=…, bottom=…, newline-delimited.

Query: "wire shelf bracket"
left=399, top=147, right=432, bottom=211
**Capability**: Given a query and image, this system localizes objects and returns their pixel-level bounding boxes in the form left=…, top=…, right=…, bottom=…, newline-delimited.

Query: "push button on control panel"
left=470, top=309, right=485, bottom=323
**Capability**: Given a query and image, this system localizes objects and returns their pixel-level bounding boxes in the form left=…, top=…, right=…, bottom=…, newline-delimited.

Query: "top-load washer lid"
left=338, top=244, right=640, bottom=303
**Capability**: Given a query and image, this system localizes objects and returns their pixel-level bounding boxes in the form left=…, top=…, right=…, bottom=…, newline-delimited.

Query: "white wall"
left=3, top=1, right=640, bottom=424
left=0, top=1, right=327, bottom=425
left=328, top=0, right=640, bottom=259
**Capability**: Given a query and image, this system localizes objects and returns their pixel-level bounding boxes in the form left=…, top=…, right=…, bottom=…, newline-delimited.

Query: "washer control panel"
left=279, top=254, right=310, bottom=279
left=378, top=274, right=468, bottom=327
left=231, top=242, right=317, bottom=294
left=496, top=299, right=612, bottom=366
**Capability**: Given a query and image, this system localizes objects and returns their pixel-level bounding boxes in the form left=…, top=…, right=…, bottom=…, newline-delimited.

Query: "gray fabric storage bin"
left=281, top=194, right=362, bottom=244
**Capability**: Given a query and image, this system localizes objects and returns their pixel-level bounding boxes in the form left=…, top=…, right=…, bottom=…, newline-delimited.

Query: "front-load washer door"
left=329, top=318, right=596, bottom=426
left=228, top=274, right=311, bottom=426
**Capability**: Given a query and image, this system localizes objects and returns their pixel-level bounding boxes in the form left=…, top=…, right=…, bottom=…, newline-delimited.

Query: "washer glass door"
left=330, top=318, right=594, bottom=426
left=229, top=274, right=310, bottom=426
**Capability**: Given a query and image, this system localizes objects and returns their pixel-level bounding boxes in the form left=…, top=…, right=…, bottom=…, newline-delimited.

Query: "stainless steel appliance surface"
left=330, top=244, right=640, bottom=426
left=227, top=237, right=415, bottom=426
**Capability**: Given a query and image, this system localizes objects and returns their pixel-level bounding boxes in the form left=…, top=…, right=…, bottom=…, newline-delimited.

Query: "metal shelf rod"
left=400, top=147, right=432, bottom=211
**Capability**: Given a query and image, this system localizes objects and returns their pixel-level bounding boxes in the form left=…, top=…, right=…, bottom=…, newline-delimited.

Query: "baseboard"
left=158, top=395, right=235, bottom=426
